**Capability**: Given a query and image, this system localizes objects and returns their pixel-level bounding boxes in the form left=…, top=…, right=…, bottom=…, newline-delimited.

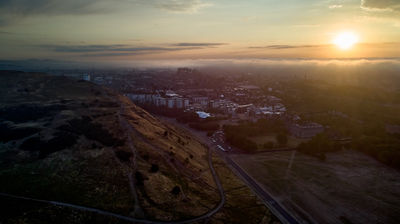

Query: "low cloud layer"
left=171, top=43, right=227, bottom=47
left=249, top=44, right=328, bottom=49
left=40, top=42, right=225, bottom=56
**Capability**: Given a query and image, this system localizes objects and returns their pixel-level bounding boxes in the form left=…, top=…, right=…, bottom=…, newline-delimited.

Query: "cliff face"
left=0, top=71, right=276, bottom=224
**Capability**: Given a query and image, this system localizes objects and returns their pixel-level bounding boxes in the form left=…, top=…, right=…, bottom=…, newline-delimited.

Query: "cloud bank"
left=40, top=42, right=225, bottom=56
left=249, top=44, right=328, bottom=49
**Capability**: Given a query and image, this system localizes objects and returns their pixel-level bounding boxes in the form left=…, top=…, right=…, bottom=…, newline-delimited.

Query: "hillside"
left=0, top=71, right=277, bottom=224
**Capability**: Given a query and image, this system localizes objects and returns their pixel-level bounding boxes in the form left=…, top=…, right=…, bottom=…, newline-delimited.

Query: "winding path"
left=0, top=148, right=224, bottom=224
left=0, top=97, right=226, bottom=224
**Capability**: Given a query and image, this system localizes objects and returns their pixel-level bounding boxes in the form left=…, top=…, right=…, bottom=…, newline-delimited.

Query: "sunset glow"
left=333, top=32, right=359, bottom=50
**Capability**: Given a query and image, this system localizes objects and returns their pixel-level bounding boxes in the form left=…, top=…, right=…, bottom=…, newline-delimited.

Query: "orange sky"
left=0, top=0, right=399, bottom=61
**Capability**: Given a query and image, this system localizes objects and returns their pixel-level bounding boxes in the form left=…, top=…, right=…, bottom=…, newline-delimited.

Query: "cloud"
left=0, top=0, right=212, bottom=15
left=156, top=0, right=212, bottom=13
left=329, top=5, right=343, bottom=9
left=171, top=42, right=227, bottom=47
left=249, top=44, right=328, bottom=49
left=0, top=0, right=212, bottom=25
left=40, top=43, right=222, bottom=56
left=0, top=0, right=111, bottom=16
left=361, top=0, right=400, bottom=12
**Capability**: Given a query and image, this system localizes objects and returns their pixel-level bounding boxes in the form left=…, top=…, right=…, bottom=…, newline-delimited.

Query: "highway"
left=224, top=155, right=299, bottom=224
left=156, top=118, right=302, bottom=224
left=210, top=131, right=300, bottom=224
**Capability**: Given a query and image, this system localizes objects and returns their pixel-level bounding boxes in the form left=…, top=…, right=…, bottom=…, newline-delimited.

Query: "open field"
left=231, top=150, right=400, bottom=224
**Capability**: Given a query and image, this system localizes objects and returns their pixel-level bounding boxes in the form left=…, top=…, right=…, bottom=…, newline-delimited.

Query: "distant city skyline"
left=1, top=0, right=400, bottom=63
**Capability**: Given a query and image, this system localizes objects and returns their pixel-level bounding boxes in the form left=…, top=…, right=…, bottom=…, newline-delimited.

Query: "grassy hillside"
left=0, top=71, right=277, bottom=224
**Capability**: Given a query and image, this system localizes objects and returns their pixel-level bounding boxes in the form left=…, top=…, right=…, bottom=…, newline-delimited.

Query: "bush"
left=225, top=132, right=257, bottom=152
left=189, top=122, right=219, bottom=132
left=0, top=104, right=66, bottom=123
left=223, top=119, right=287, bottom=139
left=150, top=164, right=159, bottom=173
left=115, top=150, right=132, bottom=162
left=58, top=117, right=125, bottom=147
left=176, top=112, right=199, bottom=123
left=19, top=131, right=78, bottom=158
left=264, top=141, right=274, bottom=149
left=276, top=133, right=288, bottom=146
left=297, top=133, right=340, bottom=159
left=352, top=135, right=400, bottom=169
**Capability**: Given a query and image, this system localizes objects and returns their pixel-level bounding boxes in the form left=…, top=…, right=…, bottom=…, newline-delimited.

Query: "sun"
left=333, top=32, right=358, bottom=50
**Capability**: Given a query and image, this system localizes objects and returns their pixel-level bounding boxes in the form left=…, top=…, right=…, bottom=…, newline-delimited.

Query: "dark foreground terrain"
left=0, top=71, right=278, bottom=224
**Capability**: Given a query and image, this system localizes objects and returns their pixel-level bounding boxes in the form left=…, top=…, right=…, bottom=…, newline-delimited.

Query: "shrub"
left=58, top=117, right=125, bottom=147
left=20, top=131, right=78, bottom=158
left=276, top=133, right=288, bottom=146
left=115, top=150, right=132, bottom=162
left=150, top=164, right=159, bottom=173
left=0, top=104, right=66, bottom=123
left=297, top=133, right=340, bottom=160
left=170, top=186, right=181, bottom=195
left=189, top=122, right=219, bottom=131
left=264, top=141, right=274, bottom=149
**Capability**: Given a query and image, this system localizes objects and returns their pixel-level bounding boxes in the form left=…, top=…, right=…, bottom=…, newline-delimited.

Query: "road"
left=209, top=131, right=300, bottom=224
left=223, top=155, right=299, bottom=224
left=156, top=117, right=302, bottom=224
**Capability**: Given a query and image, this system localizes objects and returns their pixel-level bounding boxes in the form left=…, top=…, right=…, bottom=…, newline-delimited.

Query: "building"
left=82, top=73, right=91, bottom=81
left=175, top=98, right=184, bottom=109
left=167, top=98, right=175, bottom=109
left=126, top=93, right=189, bottom=109
left=289, top=122, right=324, bottom=138
left=192, top=96, right=209, bottom=106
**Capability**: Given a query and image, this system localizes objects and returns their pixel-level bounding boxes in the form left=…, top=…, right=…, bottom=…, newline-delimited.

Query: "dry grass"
left=231, top=150, right=400, bottom=224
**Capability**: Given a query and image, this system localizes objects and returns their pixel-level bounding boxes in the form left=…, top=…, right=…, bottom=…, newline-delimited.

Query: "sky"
left=0, top=0, right=400, bottom=63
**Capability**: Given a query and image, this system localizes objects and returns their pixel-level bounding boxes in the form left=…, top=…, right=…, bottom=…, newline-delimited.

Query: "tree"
left=276, top=133, right=288, bottom=146
left=264, top=141, right=274, bottom=149
left=150, top=164, right=159, bottom=173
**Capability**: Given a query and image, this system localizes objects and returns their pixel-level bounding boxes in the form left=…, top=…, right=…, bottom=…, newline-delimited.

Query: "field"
left=231, top=150, right=400, bottom=224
